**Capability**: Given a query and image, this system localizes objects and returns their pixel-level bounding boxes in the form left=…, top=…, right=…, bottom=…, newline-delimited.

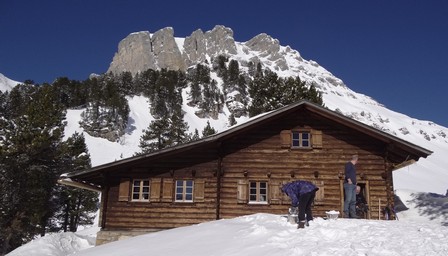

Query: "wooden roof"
left=63, top=100, right=432, bottom=187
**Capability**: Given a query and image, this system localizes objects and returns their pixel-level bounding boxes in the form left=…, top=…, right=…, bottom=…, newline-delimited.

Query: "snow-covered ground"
left=7, top=189, right=448, bottom=256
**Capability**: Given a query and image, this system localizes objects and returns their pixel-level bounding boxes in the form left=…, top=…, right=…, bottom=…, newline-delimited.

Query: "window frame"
left=131, top=179, right=150, bottom=202
left=291, top=130, right=311, bottom=148
left=175, top=179, right=194, bottom=203
left=248, top=181, right=269, bottom=204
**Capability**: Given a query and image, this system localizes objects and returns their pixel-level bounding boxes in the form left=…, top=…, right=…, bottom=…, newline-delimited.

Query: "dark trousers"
left=298, top=190, right=316, bottom=222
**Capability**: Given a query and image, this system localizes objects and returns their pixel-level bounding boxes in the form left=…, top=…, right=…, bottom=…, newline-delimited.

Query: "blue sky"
left=1, top=1, right=447, bottom=127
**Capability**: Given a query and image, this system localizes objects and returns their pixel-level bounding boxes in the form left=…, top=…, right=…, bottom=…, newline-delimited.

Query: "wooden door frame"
left=339, top=180, right=370, bottom=219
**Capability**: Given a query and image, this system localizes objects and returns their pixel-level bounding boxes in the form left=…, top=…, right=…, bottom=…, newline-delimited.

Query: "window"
left=249, top=181, right=268, bottom=203
left=175, top=180, right=194, bottom=202
left=292, top=131, right=310, bottom=148
left=132, top=179, right=150, bottom=201
left=280, top=129, right=322, bottom=149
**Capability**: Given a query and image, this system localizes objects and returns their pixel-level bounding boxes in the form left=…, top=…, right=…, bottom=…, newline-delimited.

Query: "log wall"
left=218, top=111, right=392, bottom=220
left=100, top=109, right=396, bottom=243
left=103, top=159, right=219, bottom=231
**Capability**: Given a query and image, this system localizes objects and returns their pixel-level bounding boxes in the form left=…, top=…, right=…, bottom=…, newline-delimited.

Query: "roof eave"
left=65, top=100, right=432, bottom=180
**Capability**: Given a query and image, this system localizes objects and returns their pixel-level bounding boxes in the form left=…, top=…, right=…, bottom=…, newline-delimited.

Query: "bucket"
left=325, top=210, right=340, bottom=220
left=288, top=214, right=298, bottom=224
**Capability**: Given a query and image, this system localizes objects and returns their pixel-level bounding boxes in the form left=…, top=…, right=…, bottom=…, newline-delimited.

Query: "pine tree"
left=52, top=132, right=99, bottom=232
left=6, top=84, right=35, bottom=119
left=188, top=64, right=210, bottom=107
left=80, top=75, right=130, bottom=142
left=0, top=90, right=7, bottom=116
left=248, top=70, right=279, bottom=116
left=305, top=83, right=324, bottom=106
left=150, top=69, right=183, bottom=119
left=190, top=129, right=200, bottom=141
left=202, top=121, right=217, bottom=137
left=168, top=106, right=190, bottom=146
left=0, top=83, right=66, bottom=254
left=248, top=70, right=323, bottom=117
left=51, top=77, right=88, bottom=108
left=119, top=71, right=134, bottom=95
left=255, top=62, right=263, bottom=78
left=136, top=69, right=158, bottom=97
left=237, top=75, right=248, bottom=98
left=228, top=113, right=237, bottom=126
left=139, top=116, right=171, bottom=153
left=189, top=81, right=202, bottom=106
left=227, top=59, right=240, bottom=86
left=214, top=55, right=228, bottom=81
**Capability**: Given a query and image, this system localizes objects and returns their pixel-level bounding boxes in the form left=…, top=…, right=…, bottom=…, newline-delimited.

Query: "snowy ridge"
left=0, top=73, right=19, bottom=92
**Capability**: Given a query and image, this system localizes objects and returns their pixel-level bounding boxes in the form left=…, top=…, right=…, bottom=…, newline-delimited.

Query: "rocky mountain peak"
left=203, top=25, right=238, bottom=56
left=243, top=33, right=289, bottom=71
left=183, top=29, right=207, bottom=67
left=108, top=31, right=154, bottom=75
left=107, top=28, right=187, bottom=75
left=107, top=25, right=239, bottom=75
left=245, top=33, right=280, bottom=55
left=106, top=25, right=324, bottom=78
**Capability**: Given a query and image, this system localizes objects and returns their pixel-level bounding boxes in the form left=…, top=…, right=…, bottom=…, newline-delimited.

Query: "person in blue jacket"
left=281, top=180, right=319, bottom=229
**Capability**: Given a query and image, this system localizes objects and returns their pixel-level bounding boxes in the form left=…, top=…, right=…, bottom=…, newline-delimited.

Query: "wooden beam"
left=392, top=159, right=416, bottom=171
left=58, top=178, right=102, bottom=192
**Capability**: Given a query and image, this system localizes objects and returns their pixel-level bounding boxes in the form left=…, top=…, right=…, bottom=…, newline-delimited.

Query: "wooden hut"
left=60, top=100, right=431, bottom=245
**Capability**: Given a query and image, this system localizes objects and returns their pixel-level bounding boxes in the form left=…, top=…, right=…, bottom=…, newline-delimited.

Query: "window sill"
left=291, top=146, right=313, bottom=150
left=248, top=202, right=269, bottom=205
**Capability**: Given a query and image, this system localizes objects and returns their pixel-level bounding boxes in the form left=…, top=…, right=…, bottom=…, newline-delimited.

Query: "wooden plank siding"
left=61, top=101, right=431, bottom=245
left=101, top=110, right=396, bottom=232
left=103, top=158, right=220, bottom=230
left=218, top=111, right=390, bottom=220
left=100, top=109, right=397, bottom=232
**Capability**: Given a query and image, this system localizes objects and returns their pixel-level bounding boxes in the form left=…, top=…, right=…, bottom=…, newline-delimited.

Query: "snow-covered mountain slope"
left=82, top=27, right=448, bottom=194
left=323, top=85, right=448, bottom=195
left=0, top=73, right=19, bottom=92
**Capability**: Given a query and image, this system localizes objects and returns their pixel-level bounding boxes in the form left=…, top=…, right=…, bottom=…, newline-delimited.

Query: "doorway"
left=340, top=181, right=370, bottom=219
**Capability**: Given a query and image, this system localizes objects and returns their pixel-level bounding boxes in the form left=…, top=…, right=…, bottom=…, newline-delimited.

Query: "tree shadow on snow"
left=407, top=192, right=448, bottom=226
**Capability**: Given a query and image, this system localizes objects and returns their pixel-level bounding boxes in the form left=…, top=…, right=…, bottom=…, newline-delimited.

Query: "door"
left=340, top=180, right=370, bottom=219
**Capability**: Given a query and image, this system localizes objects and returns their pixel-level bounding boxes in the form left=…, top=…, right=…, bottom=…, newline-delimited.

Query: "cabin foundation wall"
left=95, top=229, right=162, bottom=245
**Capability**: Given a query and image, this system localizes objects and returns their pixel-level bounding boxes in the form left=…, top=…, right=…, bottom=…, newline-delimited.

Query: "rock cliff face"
left=107, top=25, right=284, bottom=75
left=151, top=27, right=186, bottom=72
left=108, top=28, right=186, bottom=75
left=182, top=29, right=207, bottom=67
left=107, top=25, right=349, bottom=93
left=203, top=25, right=238, bottom=57
left=108, top=31, right=154, bottom=74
